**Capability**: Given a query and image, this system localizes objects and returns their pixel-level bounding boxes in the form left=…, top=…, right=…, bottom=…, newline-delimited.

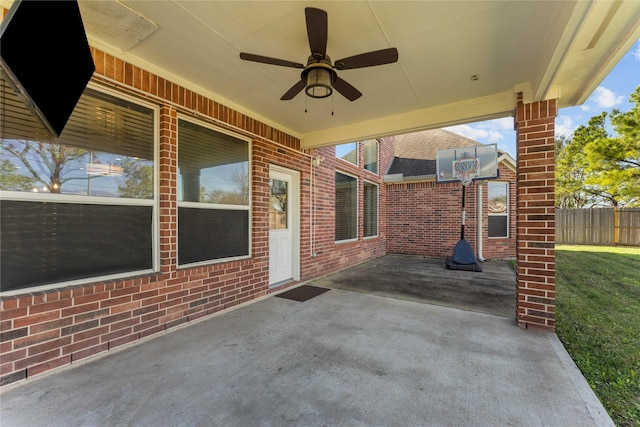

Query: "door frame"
left=269, top=164, right=300, bottom=286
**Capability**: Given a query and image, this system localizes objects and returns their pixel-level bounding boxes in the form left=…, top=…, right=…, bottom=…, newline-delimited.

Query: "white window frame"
left=487, top=181, right=509, bottom=239
left=176, top=115, right=252, bottom=268
left=335, top=170, right=359, bottom=243
left=0, top=83, right=159, bottom=296
left=363, top=180, right=379, bottom=238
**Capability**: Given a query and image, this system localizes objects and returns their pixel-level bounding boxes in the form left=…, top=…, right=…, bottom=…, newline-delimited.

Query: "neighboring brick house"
left=384, top=129, right=516, bottom=261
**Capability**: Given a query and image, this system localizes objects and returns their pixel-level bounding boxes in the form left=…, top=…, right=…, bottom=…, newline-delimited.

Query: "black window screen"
left=1, top=200, right=153, bottom=292
left=178, top=207, right=249, bottom=264
left=364, top=182, right=378, bottom=237
left=177, top=119, right=250, bottom=265
left=488, top=216, right=508, bottom=238
left=335, top=172, right=358, bottom=241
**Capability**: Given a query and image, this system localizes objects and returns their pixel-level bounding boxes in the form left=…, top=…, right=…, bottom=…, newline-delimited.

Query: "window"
left=363, top=181, right=378, bottom=237
left=177, top=118, right=250, bottom=265
left=269, top=178, right=288, bottom=230
left=335, top=142, right=357, bottom=165
left=363, top=139, right=378, bottom=174
left=1, top=73, right=156, bottom=293
left=488, top=181, right=508, bottom=238
left=335, top=172, right=357, bottom=241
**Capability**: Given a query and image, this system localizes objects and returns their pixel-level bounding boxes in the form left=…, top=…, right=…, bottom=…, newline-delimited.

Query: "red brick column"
left=159, top=105, right=177, bottom=275
left=514, top=98, right=557, bottom=332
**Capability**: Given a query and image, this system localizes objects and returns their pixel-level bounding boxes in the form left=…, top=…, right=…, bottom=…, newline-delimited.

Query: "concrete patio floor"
left=310, top=254, right=517, bottom=318
left=0, top=256, right=613, bottom=426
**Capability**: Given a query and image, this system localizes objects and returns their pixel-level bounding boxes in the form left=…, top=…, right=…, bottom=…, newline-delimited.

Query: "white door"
left=269, top=167, right=298, bottom=286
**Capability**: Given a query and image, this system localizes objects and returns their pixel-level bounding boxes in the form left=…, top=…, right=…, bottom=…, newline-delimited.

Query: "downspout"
left=477, top=182, right=486, bottom=262
left=310, top=154, right=324, bottom=257
left=310, top=155, right=315, bottom=257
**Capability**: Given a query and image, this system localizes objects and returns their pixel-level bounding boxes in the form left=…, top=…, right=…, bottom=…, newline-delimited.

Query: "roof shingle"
left=389, top=129, right=483, bottom=178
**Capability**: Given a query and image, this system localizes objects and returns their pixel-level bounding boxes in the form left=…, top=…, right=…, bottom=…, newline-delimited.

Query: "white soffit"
left=78, top=1, right=159, bottom=52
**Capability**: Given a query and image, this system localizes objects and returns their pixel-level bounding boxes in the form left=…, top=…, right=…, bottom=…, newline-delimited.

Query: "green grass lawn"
left=555, top=245, right=640, bottom=427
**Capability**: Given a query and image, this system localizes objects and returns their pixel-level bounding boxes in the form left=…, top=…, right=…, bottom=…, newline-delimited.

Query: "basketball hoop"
left=453, top=156, right=480, bottom=186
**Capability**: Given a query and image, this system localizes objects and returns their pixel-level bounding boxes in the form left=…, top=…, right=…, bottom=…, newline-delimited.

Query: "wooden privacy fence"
left=556, top=208, right=640, bottom=246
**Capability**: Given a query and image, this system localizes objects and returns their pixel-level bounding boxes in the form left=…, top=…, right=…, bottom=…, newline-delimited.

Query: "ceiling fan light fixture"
left=305, top=68, right=332, bottom=98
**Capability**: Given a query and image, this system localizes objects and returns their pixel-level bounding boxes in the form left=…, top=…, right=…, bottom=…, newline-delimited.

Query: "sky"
left=445, top=40, right=640, bottom=158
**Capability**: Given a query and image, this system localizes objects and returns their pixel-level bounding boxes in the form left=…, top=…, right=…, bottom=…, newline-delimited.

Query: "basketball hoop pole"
left=461, top=185, right=466, bottom=240
left=453, top=154, right=479, bottom=241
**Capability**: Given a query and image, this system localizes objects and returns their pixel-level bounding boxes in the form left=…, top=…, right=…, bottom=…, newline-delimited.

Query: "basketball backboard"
left=435, top=143, right=498, bottom=183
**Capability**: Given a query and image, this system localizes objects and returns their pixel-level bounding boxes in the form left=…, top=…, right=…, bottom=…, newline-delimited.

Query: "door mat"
left=274, top=285, right=330, bottom=302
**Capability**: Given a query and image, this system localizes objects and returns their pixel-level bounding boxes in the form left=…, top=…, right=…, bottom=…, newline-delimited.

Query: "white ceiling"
left=4, top=0, right=640, bottom=149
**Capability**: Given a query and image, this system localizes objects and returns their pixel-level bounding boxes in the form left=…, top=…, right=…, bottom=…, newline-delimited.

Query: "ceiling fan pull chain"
left=331, top=93, right=334, bottom=116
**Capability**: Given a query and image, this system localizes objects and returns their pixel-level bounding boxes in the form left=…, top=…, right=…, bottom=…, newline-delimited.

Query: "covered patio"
left=2, top=0, right=639, bottom=388
left=0, top=281, right=613, bottom=426
left=63, top=0, right=639, bottom=331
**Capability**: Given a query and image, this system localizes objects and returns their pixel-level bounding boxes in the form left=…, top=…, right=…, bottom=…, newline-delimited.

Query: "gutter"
left=383, top=173, right=436, bottom=183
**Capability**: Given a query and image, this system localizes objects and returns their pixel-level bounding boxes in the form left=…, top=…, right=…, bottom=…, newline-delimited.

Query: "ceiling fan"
left=239, top=7, right=398, bottom=102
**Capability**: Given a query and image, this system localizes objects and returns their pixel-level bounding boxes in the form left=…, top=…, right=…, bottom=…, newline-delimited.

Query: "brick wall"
left=0, top=47, right=390, bottom=386
left=386, top=181, right=477, bottom=257
left=301, top=139, right=392, bottom=279
left=385, top=161, right=516, bottom=260
left=514, top=99, right=557, bottom=332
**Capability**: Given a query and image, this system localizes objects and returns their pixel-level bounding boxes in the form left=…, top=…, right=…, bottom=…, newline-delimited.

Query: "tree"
left=556, top=135, right=593, bottom=208
left=118, top=159, right=153, bottom=199
left=0, top=158, right=36, bottom=191
left=201, top=163, right=249, bottom=205
left=555, top=86, right=640, bottom=208
left=588, top=86, right=640, bottom=206
left=1, top=140, right=87, bottom=193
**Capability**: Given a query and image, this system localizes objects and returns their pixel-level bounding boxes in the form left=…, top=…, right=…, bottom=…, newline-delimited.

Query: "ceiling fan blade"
left=305, top=7, right=327, bottom=57
left=281, top=79, right=307, bottom=100
left=240, top=52, right=304, bottom=69
left=333, top=76, right=362, bottom=101
left=334, top=48, right=399, bottom=70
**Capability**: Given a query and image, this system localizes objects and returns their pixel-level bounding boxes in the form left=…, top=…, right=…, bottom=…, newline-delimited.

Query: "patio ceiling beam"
left=299, top=89, right=519, bottom=149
